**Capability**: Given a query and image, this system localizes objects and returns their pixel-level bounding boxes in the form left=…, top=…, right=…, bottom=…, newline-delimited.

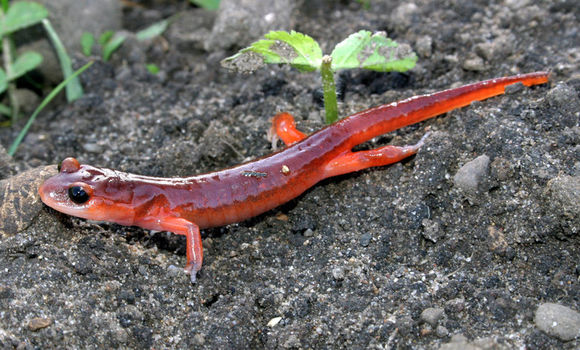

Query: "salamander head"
left=39, top=157, right=136, bottom=226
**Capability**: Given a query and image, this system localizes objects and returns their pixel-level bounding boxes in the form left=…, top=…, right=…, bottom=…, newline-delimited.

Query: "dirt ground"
left=0, top=0, right=579, bottom=348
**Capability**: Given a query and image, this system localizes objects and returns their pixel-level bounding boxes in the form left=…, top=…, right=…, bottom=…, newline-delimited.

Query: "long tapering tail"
left=340, top=71, right=549, bottom=148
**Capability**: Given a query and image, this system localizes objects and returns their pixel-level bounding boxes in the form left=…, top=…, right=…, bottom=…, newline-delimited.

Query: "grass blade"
left=8, top=61, right=93, bottom=156
left=42, top=19, right=83, bottom=102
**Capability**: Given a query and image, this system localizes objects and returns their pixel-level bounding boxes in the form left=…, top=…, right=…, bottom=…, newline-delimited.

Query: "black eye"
left=68, top=186, right=90, bottom=204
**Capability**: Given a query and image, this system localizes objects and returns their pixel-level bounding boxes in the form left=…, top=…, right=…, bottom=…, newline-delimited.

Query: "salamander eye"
left=68, top=185, right=91, bottom=204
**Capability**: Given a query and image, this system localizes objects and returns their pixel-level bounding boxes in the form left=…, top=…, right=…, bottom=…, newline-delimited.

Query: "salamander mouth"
left=39, top=178, right=88, bottom=214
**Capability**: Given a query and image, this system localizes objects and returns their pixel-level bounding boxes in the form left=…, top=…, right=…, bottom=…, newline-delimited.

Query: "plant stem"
left=320, top=55, right=338, bottom=124
left=0, top=10, right=18, bottom=122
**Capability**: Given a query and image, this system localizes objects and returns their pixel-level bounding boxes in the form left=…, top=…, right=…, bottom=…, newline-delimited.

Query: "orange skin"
left=39, top=72, right=549, bottom=283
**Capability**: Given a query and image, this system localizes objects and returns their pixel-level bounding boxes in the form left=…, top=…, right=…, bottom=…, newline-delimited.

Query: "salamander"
left=39, top=71, right=549, bottom=282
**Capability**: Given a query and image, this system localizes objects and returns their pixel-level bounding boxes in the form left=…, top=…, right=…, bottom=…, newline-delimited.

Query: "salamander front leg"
left=159, top=217, right=203, bottom=283
left=325, top=132, right=431, bottom=177
left=268, top=112, right=307, bottom=148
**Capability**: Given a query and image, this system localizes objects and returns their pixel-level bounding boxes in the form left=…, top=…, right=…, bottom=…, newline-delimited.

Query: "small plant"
left=222, top=30, right=417, bottom=124
left=189, top=0, right=221, bottom=11
left=82, top=19, right=169, bottom=66
left=0, top=1, right=82, bottom=123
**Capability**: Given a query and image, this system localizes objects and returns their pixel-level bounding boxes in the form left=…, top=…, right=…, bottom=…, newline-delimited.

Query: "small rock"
left=422, top=219, right=444, bottom=243
left=545, top=83, right=580, bottom=127
left=83, top=143, right=104, bottom=154
left=30, top=0, right=122, bottom=54
left=439, top=334, right=479, bottom=350
left=390, top=3, right=419, bottom=32
left=535, top=303, right=580, bottom=341
left=166, top=9, right=215, bottom=53
left=453, top=155, right=490, bottom=194
left=490, top=157, right=513, bottom=182
left=546, top=175, right=580, bottom=235
left=421, top=307, right=445, bottom=327
left=332, top=266, right=345, bottom=281
left=282, top=333, right=301, bottom=348
left=474, top=42, right=494, bottom=61
left=546, top=83, right=579, bottom=109
left=27, top=317, right=52, bottom=331
left=13, top=89, right=40, bottom=115
left=267, top=316, right=282, bottom=327
left=506, top=0, right=531, bottom=9
left=504, top=82, right=525, bottom=94
left=463, top=56, right=486, bottom=71
left=359, top=233, right=372, bottom=247
left=0, top=165, right=57, bottom=236
left=444, top=298, right=466, bottom=314
left=15, top=0, right=121, bottom=83
left=436, top=325, right=449, bottom=338
left=416, top=36, right=432, bottom=57
left=0, top=144, right=15, bottom=179
left=439, top=334, right=509, bottom=350
left=207, top=0, right=296, bottom=51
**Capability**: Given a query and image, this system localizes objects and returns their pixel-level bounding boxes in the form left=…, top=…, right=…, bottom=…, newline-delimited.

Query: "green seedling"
left=0, top=1, right=82, bottom=123
left=80, top=32, right=94, bottom=56
left=222, top=30, right=417, bottom=124
left=146, top=63, right=160, bottom=74
left=82, top=19, right=169, bottom=66
left=189, top=0, right=221, bottom=11
left=100, top=31, right=126, bottom=62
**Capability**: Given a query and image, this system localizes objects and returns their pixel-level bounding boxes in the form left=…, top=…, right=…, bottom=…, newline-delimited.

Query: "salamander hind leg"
left=268, top=112, right=307, bottom=149
left=324, top=132, right=431, bottom=178
left=159, top=217, right=203, bottom=283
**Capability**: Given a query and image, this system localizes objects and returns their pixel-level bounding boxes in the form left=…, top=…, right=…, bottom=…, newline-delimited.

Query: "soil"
left=0, top=0, right=579, bottom=349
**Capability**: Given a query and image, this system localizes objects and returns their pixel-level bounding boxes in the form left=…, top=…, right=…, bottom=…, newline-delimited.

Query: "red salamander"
left=39, top=72, right=549, bottom=282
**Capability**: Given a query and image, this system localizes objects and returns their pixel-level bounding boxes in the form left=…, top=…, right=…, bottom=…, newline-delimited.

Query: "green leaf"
left=330, top=30, right=417, bottom=72
left=98, top=30, right=114, bottom=45
left=0, top=67, right=6, bottom=94
left=136, top=19, right=169, bottom=41
left=10, top=51, right=42, bottom=80
left=222, top=30, right=323, bottom=73
left=146, top=63, right=160, bottom=74
left=189, top=0, right=220, bottom=11
left=0, top=2, right=48, bottom=36
left=0, top=103, right=11, bottom=116
left=43, top=19, right=83, bottom=101
left=81, top=32, right=95, bottom=56
left=102, top=34, right=126, bottom=61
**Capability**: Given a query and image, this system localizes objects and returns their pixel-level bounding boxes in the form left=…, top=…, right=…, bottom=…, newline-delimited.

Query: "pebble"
left=390, top=3, right=418, bottom=32
left=439, top=334, right=509, bottom=350
left=436, top=325, right=449, bottom=338
left=462, top=56, right=485, bottom=71
left=207, top=0, right=295, bottom=51
left=535, top=303, right=580, bottom=341
left=0, top=144, right=15, bottom=179
left=545, top=83, right=580, bottom=127
left=331, top=266, right=345, bottom=281
left=0, top=166, right=56, bottom=236
left=421, top=219, right=444, bottom=243
left=421, top=307, right=445, bottom=327
left=546, top=175, right=580, bottom=235
left=27, top=317, right=52, bottom=331
left=359, top=233, right=372, bottom=247
left=453, top=155, right=490, bottom=194
left=416, top=36, right=432, bottom=57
